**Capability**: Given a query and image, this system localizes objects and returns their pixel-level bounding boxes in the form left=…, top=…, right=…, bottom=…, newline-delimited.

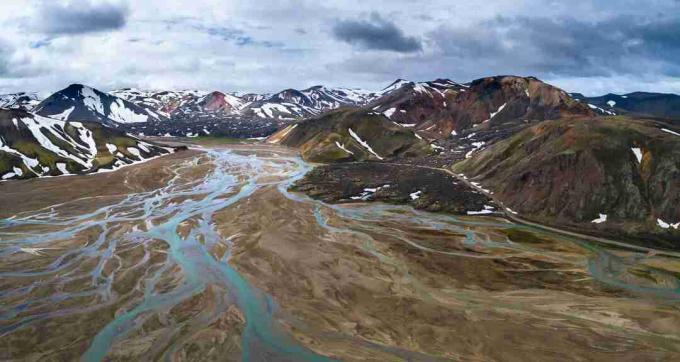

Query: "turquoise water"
left=1, top=148, right=679, bottom=361
left=1, top=149, right=331, bottom=361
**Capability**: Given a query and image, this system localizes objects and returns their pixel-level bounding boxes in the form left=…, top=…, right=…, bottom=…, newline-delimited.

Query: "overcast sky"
left=1, top=0, right=680, bottom=96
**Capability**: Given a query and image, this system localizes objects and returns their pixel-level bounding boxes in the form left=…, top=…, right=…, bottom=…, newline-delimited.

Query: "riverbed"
left=1, top=144, right=679, bottom=361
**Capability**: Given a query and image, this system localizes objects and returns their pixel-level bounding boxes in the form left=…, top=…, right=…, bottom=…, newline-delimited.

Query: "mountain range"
left=2, top=75, right=679, bottom=246
left=3, top=78, right=678, bottom=139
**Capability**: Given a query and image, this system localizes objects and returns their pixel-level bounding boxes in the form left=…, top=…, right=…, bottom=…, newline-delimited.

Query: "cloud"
left=36, top=1, right=129, bottom=35
left=0, top=40, right=12, bottom=76
left=429, top=15, right=680, bottom=78
left=2, top=0, right=680, bottom=96
left=332, top=13, right=421, bottom=53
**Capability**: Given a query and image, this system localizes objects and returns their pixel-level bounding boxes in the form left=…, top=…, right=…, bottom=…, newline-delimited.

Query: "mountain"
left=572, top=92, right=680, bottom=120
left=0, top=108, right=172, bottom=180
left=274, top=76, right=595, bottom=166
left=267, top=108, right=432, bottom=163
left=115, top=85, right=378, bottom=122
left=452, top=116, right=680, bottom=246
left=109, top=85, right=379, bottom=137
left=110, top=88, right=210, bottom=116
left=35, top=84, right=167, bottom=127
left=368, top=79, right=466, bottom=130
left=397, top=76, right=597, bottom=166
left=366, top=76, right=593, bottom=140
left=0, top=92, right=42, bottom=111
left=169, top=91, right=247, bottom=120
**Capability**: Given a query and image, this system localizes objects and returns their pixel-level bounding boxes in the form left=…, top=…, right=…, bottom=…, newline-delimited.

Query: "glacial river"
left=1, top=146, right=679, bottom=361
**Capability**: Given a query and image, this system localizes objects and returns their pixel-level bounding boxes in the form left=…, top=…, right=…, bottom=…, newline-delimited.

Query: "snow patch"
left=465, top=141, right=486, bottom=159
left=383, top=108, right=397, bottom=118
left=631, top=147, right=642, bottom=163
left=80, top=86, right=105, bottom=115
left=106, top=143, right=118, bottom=154
left=109, top=99, right=148, bottom=123
left=127, top=147, right=141, bottom=159
left=483, top=103, right=507, bottom=123
left=467, top=205, right=495, bottom=215
left=591, top=213, right=607, bottom=224
left=350, top=184, right=390, bottom=201
left=655, top=219, right=679, bottom=229
left=56, top=162, right=69, bottom=175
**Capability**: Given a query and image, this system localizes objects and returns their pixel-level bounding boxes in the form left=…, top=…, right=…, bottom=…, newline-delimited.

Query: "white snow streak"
left=631, top=147, right=642, bottom=163
left=348, top=128, right=383, bottom=160
left=335, top=141, right=354, bottom=155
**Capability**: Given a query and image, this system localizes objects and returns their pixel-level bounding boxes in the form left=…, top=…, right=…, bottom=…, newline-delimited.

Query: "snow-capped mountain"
left=113, top=85, right=380, bottom=122
left=246, top=86, right=380, bottom=119
left=35, top=84, right=167, bottom=127
left=0, top=108, right=172, bottom=180
left=108, top=84, right=381, bottom=137
left=111, top=88, right=211, bottom=117
left=170, top=91, right=248, bottom=119
left=0, top=92, right=42, bottom=111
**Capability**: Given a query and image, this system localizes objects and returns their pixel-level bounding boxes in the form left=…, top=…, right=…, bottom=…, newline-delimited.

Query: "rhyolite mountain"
left=35, top=84, right=167, bottom=127
left=453, top=116, right=680, bottom=246
left=572, top=92, right=680, bottom=121
left=267, top=108, right=432, bottom=163
left=368, top=79, right=466, bottom=130
left=368, top=76, right=593, bottom=139
left=0, top=108, right=172, bottom=180
left=272, top=76, right=597, bottom=166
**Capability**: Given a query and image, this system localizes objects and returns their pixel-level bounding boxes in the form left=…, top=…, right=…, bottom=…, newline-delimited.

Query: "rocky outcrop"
left=291, top=162, right=495, bottom=214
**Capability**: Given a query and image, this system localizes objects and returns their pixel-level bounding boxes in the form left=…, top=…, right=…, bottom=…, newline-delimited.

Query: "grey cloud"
left=332, top=13, right=422, bottom=53
left=37, top=1, right=129, bottom=35
left=429, top=15, right=680, bottom=78
left=0, top=41, right=12, bottom=76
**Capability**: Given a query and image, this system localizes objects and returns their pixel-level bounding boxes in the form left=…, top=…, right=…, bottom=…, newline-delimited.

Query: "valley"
left=1, top=142, right=680, bottom=361
left=3, top=1, right=680, bottom=360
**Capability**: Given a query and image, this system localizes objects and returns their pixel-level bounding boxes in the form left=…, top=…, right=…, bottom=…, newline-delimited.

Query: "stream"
left=1, top=146, right=679, bottom=361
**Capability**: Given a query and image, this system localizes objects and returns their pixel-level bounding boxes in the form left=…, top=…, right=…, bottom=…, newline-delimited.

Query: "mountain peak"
left=382, top=79, right=413, bottom=92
